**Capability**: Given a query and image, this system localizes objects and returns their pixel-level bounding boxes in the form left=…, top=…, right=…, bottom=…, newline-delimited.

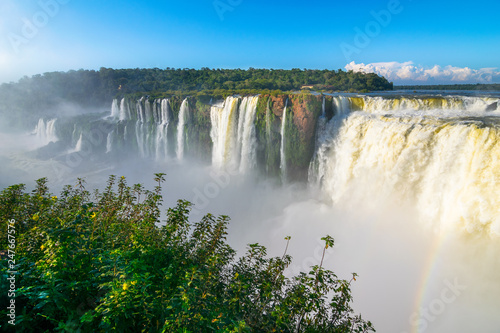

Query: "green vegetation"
left=395, top=83, right=500, bottom=91
left=0, top=68, right=392, bottom=128
left=0, top=176, right=374, bottom=332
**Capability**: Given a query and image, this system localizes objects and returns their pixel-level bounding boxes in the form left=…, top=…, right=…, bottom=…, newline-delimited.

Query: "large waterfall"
left=210, top=96, right=259, bottom=172
left=33, top=118, right=58, bottom=146
left=310, top=95, right=500, bottom=235
left=176, top=99, right=189, bottom=160
left=280, top=99, right=288, bottom=183
left=348, top=95, right=499, bottom=113
left=131, top=97, right=172, bottom=160
left=110, top=99, right=120, bottom=119
left=155, top=99, right=170, bottom=161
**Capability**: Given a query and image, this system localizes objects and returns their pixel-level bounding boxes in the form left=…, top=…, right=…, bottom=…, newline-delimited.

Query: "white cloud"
left=345, top=61, right=500, bottom=84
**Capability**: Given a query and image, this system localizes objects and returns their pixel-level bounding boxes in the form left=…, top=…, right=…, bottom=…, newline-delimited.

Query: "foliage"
left=0, top=68, right=392, bottom=128
left=0, top=176, right=375, bottom=333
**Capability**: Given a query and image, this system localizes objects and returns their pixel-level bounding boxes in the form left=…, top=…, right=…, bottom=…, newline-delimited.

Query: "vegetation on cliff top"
left=0, top=68, right=392, bottom=122
left=0, top=175, right=374, bottom=332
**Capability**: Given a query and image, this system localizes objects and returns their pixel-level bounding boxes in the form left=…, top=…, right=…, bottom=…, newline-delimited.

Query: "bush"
left=0, top=175, right=374, bottom=332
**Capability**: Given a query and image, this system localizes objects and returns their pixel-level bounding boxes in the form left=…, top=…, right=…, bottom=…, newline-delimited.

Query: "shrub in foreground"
left=0, top=175, right=374, bottom=332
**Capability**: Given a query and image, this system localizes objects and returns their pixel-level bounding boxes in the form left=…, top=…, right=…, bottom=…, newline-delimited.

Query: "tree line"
left=0, top=67, right=392, bottom=126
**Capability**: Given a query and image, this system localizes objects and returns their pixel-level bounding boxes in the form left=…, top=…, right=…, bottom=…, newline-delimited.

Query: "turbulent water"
left=280, top=99, right=288, bottom=184
left=210, top=96, right=259, bottom=172
left=33, top=118, right=58, bottom=146
left=2, top=92, right=500, bottom=333
left=309, top=95, right=500, bottom=236
left=176, top=98, right=189, bottom=160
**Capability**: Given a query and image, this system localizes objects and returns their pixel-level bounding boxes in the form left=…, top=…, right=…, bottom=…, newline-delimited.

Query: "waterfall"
left=176, top=98, right=189, bottom=160
left=144, top=99, right=152, bottom=123
left=311, top=111, right=500, bottom=235
left=280, top=99, right=288, bottom=184
left=135, top=98, right=147, bottom=157
left=210, top=96, right=259, bottom=172
left=309, top=96, right=352, bottom=185
left=211, top=96, right=240, bottom=169
left=34, top=118, right=58, bottom=146
left=238, top=96, right=259, bottom=173
left=106, top=131, right=113, bottom=153
left=71, top=133, right=83, bottom=153
left=155, top=99, right=170, bottom=161
left=348, top=95, right=500, bottom=113
left=265, top=100, right=272, bottom=174
left=119, top=98, right=128, bottom=121
left=332, top=96, right=351, bottom=116
left=110, top=99, right=120, bottom=118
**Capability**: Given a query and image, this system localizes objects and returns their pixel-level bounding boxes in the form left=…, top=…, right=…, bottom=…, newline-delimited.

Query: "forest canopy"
left=0, top=67, right=393, bottom=118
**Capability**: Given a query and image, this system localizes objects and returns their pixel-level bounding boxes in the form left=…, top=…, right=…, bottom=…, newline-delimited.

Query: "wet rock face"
left=261, top=94, right=322, bottom=181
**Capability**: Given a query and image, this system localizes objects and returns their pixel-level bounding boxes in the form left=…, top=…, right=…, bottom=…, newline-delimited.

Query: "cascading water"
left=210, top=96, right=259, bottom=172
left=33, top=118, right=58, bottom=146
left=349, top=95, right=499, bottom=114
left=72, top=133, right=83, bottom=153
left=237, top=96, right=259, bottom=173
left=106, top=131, right=114, bottom=153
left=155, top=98, right=170, bottom=161
left=119, top=98, right=129, bottom=121
left=265, top=100, right=272, bottom=174
left=176, top=98, right=189, bottom=160
left=309, top=96, right=500, bottom=235
left=136, top=97, right=146, bottom=157
left=110, top=99, right=120, bottom=118
left=309, top=96, right=351, bottom=184
left=280, top=99, right=288, bottom=184
left=211, top=96, right=241, bottom=169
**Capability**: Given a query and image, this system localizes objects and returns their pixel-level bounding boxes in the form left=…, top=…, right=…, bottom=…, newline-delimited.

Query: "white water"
left=349, top=95, right=500, bottom=114
left=110, top=99, right=120, bottom=118
left=119, top=98, right=129, bottom=121
left=280, top=99, right=288, bottom=183
left=106, top=131, right=113, bottom=153
left=33, top=118, right=58, bottom=146
left=237, top=96, right=259, bottom=173
left=136, top=97, right=146, bottom=157
left=155, top=98, right=170, bottom=161
left=210, top=96, right=259, bottom=172
left=176, top=98, right=189, bottom=160
left=310, top=108, right=500, bottom=236
left=72, top=133, right=83, bottom=153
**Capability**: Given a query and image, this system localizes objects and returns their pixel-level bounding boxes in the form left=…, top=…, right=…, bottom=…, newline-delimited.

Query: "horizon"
left=1, top=0, right=499, bottom=85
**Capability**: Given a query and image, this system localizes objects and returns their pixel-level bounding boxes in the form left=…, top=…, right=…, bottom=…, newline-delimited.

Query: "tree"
left=0, top=176, right=375, bottom=333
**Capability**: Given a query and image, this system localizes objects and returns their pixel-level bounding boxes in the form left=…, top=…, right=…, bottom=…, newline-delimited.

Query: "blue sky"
left=1, top=0, right=499, bottom=84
